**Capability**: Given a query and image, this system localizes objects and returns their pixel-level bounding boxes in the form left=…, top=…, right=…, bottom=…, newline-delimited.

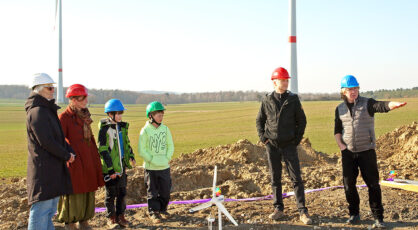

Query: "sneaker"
left=117, top=214, right=130, bottom=227
left=268, top=209, right=285, bottom=220
left=160, top=210, right=170, bottom=218
left=300, top=212, right=313, bottom=225
left=107, top=215, right=119, bottom=229
left=346, top=214, right=360, bottom=224
left=372, top=219, right=386, bottom=229
left=64, top=223, right=78, bottom=230
left=149, top=212, right=162, bottom=224
left=78, top=220, right=92, bottom=230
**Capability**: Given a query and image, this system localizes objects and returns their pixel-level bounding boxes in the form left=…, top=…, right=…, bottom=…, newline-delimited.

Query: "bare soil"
left=1, top=122, right=417, bottom=229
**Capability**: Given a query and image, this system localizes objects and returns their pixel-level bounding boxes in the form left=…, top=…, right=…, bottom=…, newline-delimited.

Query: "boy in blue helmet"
left=138, top=101, right=174, bottom=223
left=98, top=99, right=136, bottom=228
left=335, top=75, right=406, bottom=228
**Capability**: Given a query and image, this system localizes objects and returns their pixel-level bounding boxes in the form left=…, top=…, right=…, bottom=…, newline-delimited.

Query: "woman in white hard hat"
left=25, top=73, right=75, bottom=230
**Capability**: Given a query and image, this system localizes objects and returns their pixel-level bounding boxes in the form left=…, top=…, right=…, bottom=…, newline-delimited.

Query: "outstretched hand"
left=389, top=102, right=407, bottom=110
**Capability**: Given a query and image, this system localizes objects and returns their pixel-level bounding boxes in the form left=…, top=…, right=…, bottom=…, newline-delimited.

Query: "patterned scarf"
left=70, top=105, right=93, bottom=143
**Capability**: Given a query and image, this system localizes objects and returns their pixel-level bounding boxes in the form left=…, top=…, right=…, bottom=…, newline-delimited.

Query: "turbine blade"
left=54, top=0, right=58, bottom=30
left=215, top=203, right=238, bottom=226
left=212, top=165, right=217, bottom=198
left=189, top=201, right=213, bottom=213
left=218, top=207, right=222, bottom=230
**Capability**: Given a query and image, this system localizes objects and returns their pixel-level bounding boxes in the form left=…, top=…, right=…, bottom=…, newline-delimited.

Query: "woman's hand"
left=66, top=153, right=75, bottom=167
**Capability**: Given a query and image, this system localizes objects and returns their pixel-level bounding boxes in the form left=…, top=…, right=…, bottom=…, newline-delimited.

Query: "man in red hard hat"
left=256, top=67, right=312, bottom=225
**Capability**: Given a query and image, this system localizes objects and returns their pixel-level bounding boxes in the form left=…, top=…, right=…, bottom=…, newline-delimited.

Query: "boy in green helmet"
left=98, top=99, right=136, bottom=228
left=138, top=101, right=174, bottom=223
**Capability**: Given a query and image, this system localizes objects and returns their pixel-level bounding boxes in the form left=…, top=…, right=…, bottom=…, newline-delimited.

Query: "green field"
left=1, top=98, right=417, bottom=178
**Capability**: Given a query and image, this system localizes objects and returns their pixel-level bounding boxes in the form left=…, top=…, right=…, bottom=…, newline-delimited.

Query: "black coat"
left=25, top=93, right=73, bottom=205
left=256, top=91, right=307, bottom=147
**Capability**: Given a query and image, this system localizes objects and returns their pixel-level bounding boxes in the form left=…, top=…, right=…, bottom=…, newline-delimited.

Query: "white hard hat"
left=31, top=73, right=56, bottom=89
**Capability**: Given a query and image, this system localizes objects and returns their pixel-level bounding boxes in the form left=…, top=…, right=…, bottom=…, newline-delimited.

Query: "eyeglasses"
left=45, top=86, right=55, bottom=91
left=347, top=87, right=359, bottom=92
left=115, top=111, right=124, bottom=115
left=75, top=96, right=87, bottom=102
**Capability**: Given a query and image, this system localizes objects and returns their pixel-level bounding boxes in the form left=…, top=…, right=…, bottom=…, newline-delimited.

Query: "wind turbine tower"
left=56, top=0, right=64, bottom=103
left=289, top=0, right=298, bottom=94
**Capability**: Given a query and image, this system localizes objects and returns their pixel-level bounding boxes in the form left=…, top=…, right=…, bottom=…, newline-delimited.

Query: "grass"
left=1, top=98, right=417, bottom=178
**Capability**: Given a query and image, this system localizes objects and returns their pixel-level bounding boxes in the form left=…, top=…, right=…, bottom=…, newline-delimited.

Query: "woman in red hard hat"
left=56, top=84, right=105, bottom=229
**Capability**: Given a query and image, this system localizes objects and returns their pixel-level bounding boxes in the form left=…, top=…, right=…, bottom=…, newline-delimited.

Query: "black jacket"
left=256, top=91, right=307, bottom=147
left=25, top=93, right=73, bottom=205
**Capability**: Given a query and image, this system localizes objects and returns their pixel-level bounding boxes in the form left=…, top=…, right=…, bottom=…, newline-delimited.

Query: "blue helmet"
left=104, top=99, right=126, bottom=113
left=341, top=75, right=359, bottom=88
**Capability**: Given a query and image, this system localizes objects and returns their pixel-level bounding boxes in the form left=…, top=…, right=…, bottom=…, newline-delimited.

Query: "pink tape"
left=95, top=184, right=367, bottom=213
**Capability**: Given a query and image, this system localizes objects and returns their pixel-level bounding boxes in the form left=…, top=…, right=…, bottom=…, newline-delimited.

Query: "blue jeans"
left=28, top=197, right=59, bottom=230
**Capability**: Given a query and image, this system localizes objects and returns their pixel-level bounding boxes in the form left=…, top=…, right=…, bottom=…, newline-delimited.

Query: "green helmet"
left=146, top=101, right=165, bottom=118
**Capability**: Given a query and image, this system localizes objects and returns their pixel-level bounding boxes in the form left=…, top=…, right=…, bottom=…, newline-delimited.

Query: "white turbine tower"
left=289, top=0, right=298, bottom=94
left=55, top=0, right=64, bottom=103
left=189, top=166, right=238, bottom=229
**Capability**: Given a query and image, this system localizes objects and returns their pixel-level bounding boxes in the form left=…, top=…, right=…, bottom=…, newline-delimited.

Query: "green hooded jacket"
left=98, top=118, right=135, bottom=175
left=138, top=121, right=174, bottom=170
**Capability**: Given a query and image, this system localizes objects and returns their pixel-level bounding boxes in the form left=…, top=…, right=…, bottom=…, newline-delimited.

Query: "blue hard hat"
left=341, top=75, right=359, bottom=88
left=104, top=99, right=126, bottom=113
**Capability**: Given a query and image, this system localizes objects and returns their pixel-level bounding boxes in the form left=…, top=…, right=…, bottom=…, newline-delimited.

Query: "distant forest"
left=1, top=85, right=417, bottom=104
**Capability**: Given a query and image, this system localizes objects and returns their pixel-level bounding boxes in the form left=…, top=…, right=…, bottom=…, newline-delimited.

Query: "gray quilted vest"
left=337, top=96, right=375, bottom=152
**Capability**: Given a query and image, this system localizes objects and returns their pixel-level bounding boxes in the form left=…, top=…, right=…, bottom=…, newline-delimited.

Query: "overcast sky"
left=1, top=0, right=417, bottom=93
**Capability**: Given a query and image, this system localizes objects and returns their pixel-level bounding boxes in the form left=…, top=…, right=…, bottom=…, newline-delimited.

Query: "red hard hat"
left=65, top=84, right=88, bottom=98
left=271, top=67, right=290, bottom=80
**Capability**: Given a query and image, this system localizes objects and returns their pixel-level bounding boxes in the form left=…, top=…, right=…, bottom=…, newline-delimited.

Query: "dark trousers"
left=266, top=143, right=308, bottom=214
left=104, top=173, right=127, bottom=218
left=342, top=148, right=384, bottom=219
left=144, top=168, right=172, bottom=213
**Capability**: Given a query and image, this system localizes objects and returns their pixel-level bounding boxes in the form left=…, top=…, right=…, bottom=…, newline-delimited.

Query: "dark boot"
left=268, top=209, right=285, bottom=220
left=160, top=210, right=170, bottom=219
left=107, top=215, right=119, bottom=229
left=372, top=219, right=386, bottom=229
left=149, top=211, right=161, bottom=224
left=78, top=220, right=92, bottom=230
left=117, top=214, right=129, bottom=227
left=346, top=214, right=360, bottom=224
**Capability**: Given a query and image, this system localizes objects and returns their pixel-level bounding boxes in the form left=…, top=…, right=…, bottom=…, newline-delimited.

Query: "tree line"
left=1, top=85, right=417, bottom=104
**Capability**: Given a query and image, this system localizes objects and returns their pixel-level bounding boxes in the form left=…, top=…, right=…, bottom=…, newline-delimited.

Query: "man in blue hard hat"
left=334, top=75, right=406, bottom=228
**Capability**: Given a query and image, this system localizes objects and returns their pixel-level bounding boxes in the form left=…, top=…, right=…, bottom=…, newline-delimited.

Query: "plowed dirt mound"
left=98, top=138, right=337, bottom=206
left=0, top=178, right=29, bottom=229
left=377, top=121, right=418, bottom=160
left=376, top=121, right=418, bottom=180
left=114, top=138, right=338, bottom=205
